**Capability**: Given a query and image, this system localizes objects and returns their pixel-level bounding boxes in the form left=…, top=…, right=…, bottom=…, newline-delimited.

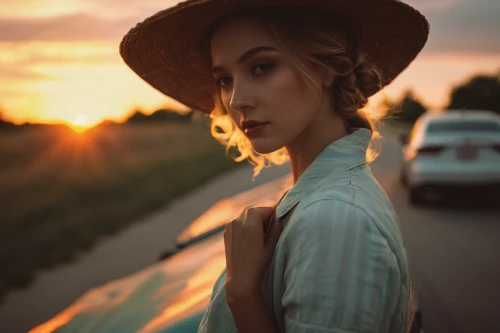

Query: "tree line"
left=124, top=108, right=193, bottom=124
left=0, top=107, right=196, bottom=132
left=391, top=70, right=500, bottom=124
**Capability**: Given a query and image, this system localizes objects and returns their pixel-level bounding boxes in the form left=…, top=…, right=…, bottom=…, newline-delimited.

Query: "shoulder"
left=300, top=166, right=397, bottom=228
left=284, top=196, right=383, bottom=247
left=280, top=199, right=404, bottom=332
left=279, top=187, right=407, bottom=275
left=298, top=188, right=376, bottom=225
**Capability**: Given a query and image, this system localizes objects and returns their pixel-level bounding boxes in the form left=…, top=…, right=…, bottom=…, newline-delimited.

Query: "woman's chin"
left=249, top=139, right=281, bottom=155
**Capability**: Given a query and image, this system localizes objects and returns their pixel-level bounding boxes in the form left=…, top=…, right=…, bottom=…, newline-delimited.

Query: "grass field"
left=0, top=122, right=244, bottom=300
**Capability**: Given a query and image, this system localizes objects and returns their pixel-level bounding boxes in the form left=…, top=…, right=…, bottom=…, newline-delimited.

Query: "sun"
left=69, top=113, right=90, bottom=133
left=73, top=113, right=89, bottom=126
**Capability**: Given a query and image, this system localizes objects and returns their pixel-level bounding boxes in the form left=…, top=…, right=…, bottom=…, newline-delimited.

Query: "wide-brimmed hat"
left=119, top=0, right=429, bottom=114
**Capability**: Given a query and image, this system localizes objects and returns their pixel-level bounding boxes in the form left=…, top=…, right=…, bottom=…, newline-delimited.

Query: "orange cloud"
left=406, top=0, right=464, bottom=11
left=0, top=0, right=86, bottom=18
left=0, top=14, right=137, bottom=41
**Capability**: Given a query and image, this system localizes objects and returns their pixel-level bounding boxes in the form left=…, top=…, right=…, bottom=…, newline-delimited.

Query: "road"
left=370, top=134, right=500, bottom=333
left=1, top=130, right=499, bottom=333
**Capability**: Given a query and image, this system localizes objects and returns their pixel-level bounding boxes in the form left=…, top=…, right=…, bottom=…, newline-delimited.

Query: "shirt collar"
left=276, top=128, right=372, bottom=219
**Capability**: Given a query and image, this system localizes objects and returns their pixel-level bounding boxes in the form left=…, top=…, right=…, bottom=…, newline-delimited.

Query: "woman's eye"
left=215, top=63, right=274, bottom=87
left=216, top=76, right=232, bottom=87
left=253, top=62, right=275, bottom=75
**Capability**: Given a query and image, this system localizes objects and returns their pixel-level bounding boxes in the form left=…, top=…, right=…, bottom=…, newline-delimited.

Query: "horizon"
left=1, top=0, right=499, bottom=129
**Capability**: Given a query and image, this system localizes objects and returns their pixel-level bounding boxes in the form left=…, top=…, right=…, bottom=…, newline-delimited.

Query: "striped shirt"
left=198, top=128, right=413, bottom=333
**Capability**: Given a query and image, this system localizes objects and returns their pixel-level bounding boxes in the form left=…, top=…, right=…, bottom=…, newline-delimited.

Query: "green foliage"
left=126, top=109, right=149, bottom=123
left=390, top=90, right=427, bottom=125
left=0, top=123, right=242, bottom=301
left=447, top=73, right=500, bottom=114
left=125, top=108, right=193, bottom=124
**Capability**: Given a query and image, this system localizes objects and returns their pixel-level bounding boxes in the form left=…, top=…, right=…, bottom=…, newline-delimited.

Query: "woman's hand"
left=224, top=206, right=283, bottom=303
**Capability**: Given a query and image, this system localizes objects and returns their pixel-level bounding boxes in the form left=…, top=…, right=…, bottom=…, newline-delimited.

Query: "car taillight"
left=417, top=146, right=444, bottom=155
left=492, top=144, right=500, bottom=153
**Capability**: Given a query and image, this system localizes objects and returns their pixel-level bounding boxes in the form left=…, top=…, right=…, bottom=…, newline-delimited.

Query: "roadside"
left=0, top=163, right=291, bottom=333
left=0, top=123, right=242, bottom=299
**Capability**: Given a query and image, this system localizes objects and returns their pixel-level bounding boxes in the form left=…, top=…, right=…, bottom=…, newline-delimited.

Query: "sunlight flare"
left=73, top=113, right=88, bottom=126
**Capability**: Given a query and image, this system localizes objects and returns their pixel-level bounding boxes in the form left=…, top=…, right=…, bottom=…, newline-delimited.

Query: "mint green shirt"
left=198, top=128, right=412, bottom=333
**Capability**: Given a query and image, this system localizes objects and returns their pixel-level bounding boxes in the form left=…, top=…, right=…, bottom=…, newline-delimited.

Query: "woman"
left=120, top=1, right=429, bottom=332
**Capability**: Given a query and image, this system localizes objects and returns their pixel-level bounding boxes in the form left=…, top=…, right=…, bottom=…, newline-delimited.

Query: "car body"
left=399, top=110, right=500, bottom=204
left=32, top=173, right=423, bottom=333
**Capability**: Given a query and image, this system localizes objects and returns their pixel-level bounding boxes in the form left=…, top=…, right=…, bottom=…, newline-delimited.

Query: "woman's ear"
left=322, top=67, right=335, bottom=89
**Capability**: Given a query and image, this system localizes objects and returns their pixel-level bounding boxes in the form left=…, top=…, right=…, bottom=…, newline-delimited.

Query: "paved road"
left=370, top=135, right=500, bottom=333
left=1, top=130, right=499, bottom=333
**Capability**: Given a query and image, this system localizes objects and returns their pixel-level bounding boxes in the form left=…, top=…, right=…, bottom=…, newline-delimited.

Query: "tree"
left=0, top=108, right=17, bottom=131
left=126, top=108, right=149, bottom=123
left=149, top=109, right=170, bottom=122
left=394, top=90, right=427, bottom=124
left=447, top=74, right=500, bottom=114
left=125, top=108, right=194, bottom=123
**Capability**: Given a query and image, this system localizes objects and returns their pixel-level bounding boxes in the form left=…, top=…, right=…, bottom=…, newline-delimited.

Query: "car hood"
left=31, top=233, right=226, bottom=333
left=31, top=174, right=293, bottom=333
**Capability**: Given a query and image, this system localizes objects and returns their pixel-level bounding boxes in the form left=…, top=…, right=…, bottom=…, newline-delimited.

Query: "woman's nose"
left=229, top=80, right=256, bottom=112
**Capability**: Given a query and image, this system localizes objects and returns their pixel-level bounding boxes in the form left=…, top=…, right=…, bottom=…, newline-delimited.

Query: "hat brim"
left=120, top=0, right=429, bottom=114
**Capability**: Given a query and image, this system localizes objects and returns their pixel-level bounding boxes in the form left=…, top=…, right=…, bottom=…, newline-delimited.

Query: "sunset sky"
left=1, top=0, right=499, bottom=127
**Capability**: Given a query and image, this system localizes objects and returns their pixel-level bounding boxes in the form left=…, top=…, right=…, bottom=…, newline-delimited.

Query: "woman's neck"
left=286, top=112, right=348, bottom=183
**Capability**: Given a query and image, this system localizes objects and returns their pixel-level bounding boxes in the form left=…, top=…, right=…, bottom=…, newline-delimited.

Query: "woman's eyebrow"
left=212, top=46, right=279, bottom=74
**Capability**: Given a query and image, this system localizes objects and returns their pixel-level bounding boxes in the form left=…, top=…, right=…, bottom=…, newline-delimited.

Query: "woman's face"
left=210, top=17, right=326, bottom=154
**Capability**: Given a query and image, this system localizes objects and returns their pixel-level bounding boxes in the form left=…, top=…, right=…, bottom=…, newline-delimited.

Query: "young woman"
left=120, top=1, right=429, bottom=332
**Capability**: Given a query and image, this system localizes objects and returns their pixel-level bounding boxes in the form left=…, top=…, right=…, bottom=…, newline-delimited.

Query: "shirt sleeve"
left=282, top=199, right=401, bottom=333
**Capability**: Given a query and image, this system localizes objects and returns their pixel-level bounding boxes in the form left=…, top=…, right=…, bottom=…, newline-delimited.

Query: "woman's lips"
left=244, top=123, right=269, bottom=138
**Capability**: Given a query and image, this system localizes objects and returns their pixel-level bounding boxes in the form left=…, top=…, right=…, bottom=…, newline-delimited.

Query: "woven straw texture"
left=120, top=0, right=429, bottom=114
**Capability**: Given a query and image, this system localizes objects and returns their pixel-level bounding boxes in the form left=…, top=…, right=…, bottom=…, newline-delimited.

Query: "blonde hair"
left=204, top=6, right=387, bottom=179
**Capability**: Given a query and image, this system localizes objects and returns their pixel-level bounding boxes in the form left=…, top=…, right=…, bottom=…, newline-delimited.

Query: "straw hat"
left=120, top=0, right=429, bottom=114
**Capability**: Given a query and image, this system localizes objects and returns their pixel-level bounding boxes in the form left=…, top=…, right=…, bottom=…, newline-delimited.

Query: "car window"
left=426, top=120, right=500, bottom=133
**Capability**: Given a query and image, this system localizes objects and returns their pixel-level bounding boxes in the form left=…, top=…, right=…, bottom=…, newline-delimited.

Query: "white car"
left=400, top=110, right=500, bottom=205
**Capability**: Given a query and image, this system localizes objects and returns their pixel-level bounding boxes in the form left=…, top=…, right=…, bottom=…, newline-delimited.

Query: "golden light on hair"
left=208, top=7, right=387, bottom=178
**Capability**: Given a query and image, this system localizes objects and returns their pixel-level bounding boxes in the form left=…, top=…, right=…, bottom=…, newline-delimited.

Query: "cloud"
left=0, top=41, right=120, bottom=84
left=0, top=0, right=498, bottom=53
left=0, top=13, right=137, bottom=41
left=81, top=0, right=181, bottom=19
left=0, top=0, right=181, bottom=20
left=0, top=41, right=119, bottom=66
left=0, top=68, right=58, bottom=81
left=405, top=0, right=465, bottom=11
left=0, top=0, right=86, bottom=18
left=16, top=50, right=119, bottom=66
left=408, top=0, right=500, bottom=52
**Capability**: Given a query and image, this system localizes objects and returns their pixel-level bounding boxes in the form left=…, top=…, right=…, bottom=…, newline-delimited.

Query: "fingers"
left=244, top=206, right=275, bottom=221
left=224, top=218, right=239, bottom=272
left=230, top=206, right=275, bottom=230
left=224, top=215, right=243, bottom=252
left=225, top=216, right=243, bottom=236
left=238, top=206, right=251, bottom=217
left=225, top=206, right=276, bottom=242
